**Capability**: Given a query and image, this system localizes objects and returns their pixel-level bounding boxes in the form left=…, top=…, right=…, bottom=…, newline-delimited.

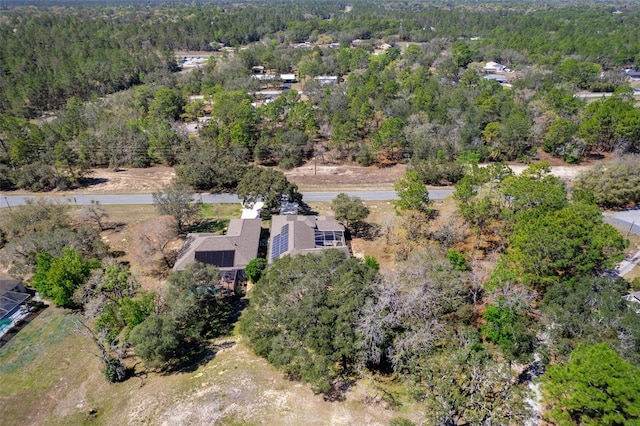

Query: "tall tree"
left=31, top=248, right=99, bottom=308
left=331, top=193, right=370, bottom=235
left=493, top=202, right=626, bottom=290
left=236, top=166, right=301, bottom=216
left=129, top=261, right=231, bottom=369
left=239, top=250, right=378, bottom=394
left=393, top=170, right=432, bottom=214
left=543, top=343, right=640, bottom=425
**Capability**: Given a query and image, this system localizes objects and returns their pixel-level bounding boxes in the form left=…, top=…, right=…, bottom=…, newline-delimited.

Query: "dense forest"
left=2, top=0, right=640, bottom=196
left=2, top=1, right=640, bottom=425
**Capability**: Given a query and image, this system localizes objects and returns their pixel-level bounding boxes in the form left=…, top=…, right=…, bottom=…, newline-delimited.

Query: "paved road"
left=604, top=213, right=640, bottom=238
left=604, top=211, right=640, bottom=277
left=0, top=189, right=455, bottom=209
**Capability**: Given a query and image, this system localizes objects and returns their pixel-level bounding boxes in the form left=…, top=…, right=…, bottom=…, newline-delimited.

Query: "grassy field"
left=0, top=307, right=410, bottom=426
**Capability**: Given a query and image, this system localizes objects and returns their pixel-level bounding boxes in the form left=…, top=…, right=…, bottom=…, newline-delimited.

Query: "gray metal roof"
left=0, top=277, right=22, bottom=295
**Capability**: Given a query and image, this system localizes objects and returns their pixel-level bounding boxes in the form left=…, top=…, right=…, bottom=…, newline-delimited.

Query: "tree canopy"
left=236, top=167, right=302, bottom=216
left=393, top=170, right=432, bottom=214
left=31, top=248, right=99, bottom=308
left=129, top=261, right=232, bottom=369
left=152, top=181, right=201, bottom=234
left=239, top=249, right=379, bottom=393
left=543, top=343, right=640, bottom=426
left=331, top=193, right=370, bottom=234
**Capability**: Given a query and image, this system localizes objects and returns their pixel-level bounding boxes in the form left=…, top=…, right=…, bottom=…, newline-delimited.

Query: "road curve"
left=0, top=189, right=455, bottom=209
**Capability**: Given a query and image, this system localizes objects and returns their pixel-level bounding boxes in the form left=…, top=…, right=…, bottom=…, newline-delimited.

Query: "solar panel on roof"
left=270, top=224, right=290, bottom=259
left=195, top=250, right=235, bottom=268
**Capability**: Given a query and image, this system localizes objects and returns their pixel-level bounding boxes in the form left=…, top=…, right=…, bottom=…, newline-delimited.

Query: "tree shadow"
left=228, top=297, right=249, bottom=324
left=78, top=177, right=108, bottom=188
left=106, top=222, right=126, bottom=232
left=166, top=340, right=237, bottom=374
left=586, top=153, right=605, bottom=161
left=355, top=222, right=382, bottom=241
left=190, top=219, right=228, bottom=233
left=323, top=378, right=357, bottom=402
left=299, top=202, right=318, bottom=216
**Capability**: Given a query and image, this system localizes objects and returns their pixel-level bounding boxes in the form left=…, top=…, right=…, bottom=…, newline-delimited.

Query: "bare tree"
left=82, top=200, right=109, bottom=231
left=152, top=181, right=201, bottom=234
left=132, top=215, right=179, bottom=272
left=75, top=316, right=127, bottom=382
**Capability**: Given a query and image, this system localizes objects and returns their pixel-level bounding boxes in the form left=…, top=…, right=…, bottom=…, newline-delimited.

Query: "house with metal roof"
left=173, top=218, right=262, bottom=293
left=268, top=215, right=349, bottom=263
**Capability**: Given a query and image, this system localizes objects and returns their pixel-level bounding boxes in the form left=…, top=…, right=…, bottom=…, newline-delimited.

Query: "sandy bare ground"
left=283, top=161, right=408, bottom=190
left=79, top=166, right=176, bottom=194
left=35, top=161, right=594, bottom=195
left=61, top=163, right=409, bottom=194
left=507, top=164, right=594, bottom=182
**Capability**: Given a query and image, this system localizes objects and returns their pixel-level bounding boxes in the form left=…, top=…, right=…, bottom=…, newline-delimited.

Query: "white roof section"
left=484, top=61, right=506, bottom=71
left=241, top=201, right=264, bottom=219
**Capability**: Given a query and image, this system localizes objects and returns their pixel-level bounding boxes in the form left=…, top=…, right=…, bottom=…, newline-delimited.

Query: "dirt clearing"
left=69, top=163, right=407, bottom=194
left=38, top=159, right=599, bottom=195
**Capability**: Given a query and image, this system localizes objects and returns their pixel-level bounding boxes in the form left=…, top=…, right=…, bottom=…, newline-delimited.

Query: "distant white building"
left=280, top=74, right=297, bottom=82
left=484, top=61, right=506, bottom=73
left=313, top=76, right=339, bottom=85
left=252, top=74, right=276, bottom=81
